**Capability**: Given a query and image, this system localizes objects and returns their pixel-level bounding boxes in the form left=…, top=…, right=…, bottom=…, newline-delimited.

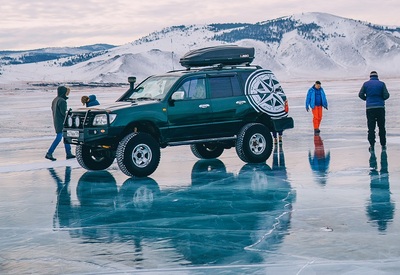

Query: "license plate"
left=67, top=130, right=79, bottom=138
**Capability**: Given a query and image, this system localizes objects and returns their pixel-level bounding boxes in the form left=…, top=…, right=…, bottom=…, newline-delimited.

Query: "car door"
left=166, top=76, right=212, bottom=141
left=208, top=73, right=249, bottom=136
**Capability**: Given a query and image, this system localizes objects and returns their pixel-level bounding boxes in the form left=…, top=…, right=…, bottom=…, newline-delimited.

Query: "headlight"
left=93, top=114, right=117, bottom=126
left=67, top=116, right=73, bottom=127
left=74, top=116, right=80, bottom=127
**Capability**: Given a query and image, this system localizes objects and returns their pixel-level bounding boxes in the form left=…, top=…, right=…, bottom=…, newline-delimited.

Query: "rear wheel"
left=76, top=145, right=115, bottom=170
left=116, top=132, right=161, bottom=177
left=235, top=123, right=273, bottom=163
left=190, top=143, right=224, bottom=159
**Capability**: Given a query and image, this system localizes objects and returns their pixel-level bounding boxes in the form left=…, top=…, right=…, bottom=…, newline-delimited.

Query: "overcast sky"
left=1, top=0, right=399, bottom=51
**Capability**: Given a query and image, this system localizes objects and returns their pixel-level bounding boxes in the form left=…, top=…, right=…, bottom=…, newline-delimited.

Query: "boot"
left=45, top=153, right=57, bottom=161
left=66, top=154, right=76, bottom=160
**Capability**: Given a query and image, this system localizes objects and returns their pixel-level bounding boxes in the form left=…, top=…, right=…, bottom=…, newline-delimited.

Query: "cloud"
left=1, top=0, right=400, bottom=50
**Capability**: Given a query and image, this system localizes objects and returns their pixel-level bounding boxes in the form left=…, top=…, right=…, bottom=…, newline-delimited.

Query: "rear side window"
left=209, top=75, right=242, bottom=98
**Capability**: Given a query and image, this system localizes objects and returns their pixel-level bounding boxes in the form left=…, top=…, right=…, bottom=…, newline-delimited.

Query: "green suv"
left=63, top=45, right=294, bottom=177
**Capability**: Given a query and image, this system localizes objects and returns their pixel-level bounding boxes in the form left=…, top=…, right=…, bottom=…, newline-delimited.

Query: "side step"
left=167, top=136, right=236, bottom=146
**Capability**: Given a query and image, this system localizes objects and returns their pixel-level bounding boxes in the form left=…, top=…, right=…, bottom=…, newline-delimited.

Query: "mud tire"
left=235, top=123, right=273, bottom=163
left=190, top=143, right=224, bottom=159
left=76, top=145, right=115, bottom=170
left=116, top=132, right=160, bottom=177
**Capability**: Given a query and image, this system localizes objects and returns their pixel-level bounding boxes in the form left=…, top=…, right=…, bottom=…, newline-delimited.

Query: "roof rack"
left=204, top=64, right=261, bottom=71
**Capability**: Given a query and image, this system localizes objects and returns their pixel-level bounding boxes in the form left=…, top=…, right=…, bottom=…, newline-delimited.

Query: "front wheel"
left=190, top=143, right=224, bottom=159
left=116, top=132, right=161, bottom=177
left=235, top=123, right=273, bottom=163
left=76, top=145, right=115, bottom=170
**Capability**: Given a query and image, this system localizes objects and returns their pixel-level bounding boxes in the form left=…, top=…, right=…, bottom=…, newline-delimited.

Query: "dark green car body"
left=63, top=65, right=294, bottom=177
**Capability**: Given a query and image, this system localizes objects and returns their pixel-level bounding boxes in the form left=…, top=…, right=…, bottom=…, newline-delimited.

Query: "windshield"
left=126, top=75, right=180, bottom=101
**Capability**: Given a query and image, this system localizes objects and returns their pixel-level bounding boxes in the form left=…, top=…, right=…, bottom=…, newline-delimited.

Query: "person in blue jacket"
left=305, top=81, right=328, bottom=134
left=81, top=95, right=100, bottom=107
left=358, top=71, right=390, bottom=152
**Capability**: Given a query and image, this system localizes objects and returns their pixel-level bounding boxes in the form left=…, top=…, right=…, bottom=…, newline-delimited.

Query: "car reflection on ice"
left=51, top=157, right=295, bottom=265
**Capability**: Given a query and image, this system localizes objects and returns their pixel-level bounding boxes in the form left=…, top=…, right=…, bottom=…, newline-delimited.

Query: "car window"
left=175, top=78, right=206, bottom=100
left=209, top=75, right=242, bottom=98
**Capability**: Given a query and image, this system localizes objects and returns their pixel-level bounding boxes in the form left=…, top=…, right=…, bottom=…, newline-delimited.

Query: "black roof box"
left=179, top=45, right=255, bottom=68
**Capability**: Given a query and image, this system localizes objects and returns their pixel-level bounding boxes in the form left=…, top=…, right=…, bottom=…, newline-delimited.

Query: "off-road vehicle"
left=63, top=45, right=294, bottom=177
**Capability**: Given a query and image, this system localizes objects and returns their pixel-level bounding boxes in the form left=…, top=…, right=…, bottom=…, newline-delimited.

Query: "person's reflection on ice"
left=272, top=143, right=286, bottom=171
left=309, top=135, right=330, bottom=185
left=49, top=166, right=72, bottom=228
left=366, top=150, right=394, bottom=232
left=272, top=142, right=288, bottom=185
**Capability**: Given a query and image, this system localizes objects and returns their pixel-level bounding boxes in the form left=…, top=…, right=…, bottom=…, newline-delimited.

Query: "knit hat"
left=370, top=71, right=378, bottom=77
left=315, top=81, right=321, bottom=85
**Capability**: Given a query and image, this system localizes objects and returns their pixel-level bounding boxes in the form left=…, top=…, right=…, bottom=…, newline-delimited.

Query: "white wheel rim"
left=132, top=143, right=152, bottom=168
left=249, top=133, right=266, bottom=155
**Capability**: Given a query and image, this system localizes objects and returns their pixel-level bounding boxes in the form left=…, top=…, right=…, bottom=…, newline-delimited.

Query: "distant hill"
left=0, top=44, right=116, bottom=66
left=1, top=12, right=400, bottom=84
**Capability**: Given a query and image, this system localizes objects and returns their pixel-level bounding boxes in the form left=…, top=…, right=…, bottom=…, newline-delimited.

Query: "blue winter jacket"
left=86, top=95, right=100, bottom=107
left=358, top=76, right=389, bottom=109
left=305, top=86, right=328, bottom=110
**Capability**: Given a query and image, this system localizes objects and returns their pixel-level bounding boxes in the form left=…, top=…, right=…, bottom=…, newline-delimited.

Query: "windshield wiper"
left=124, top=98, right=137, bottom=102
left=136, top=97, right=154, bottom=101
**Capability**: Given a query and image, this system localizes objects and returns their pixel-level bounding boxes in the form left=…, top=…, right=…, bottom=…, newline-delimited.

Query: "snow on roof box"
left=179, top=45, right=255, bottom=68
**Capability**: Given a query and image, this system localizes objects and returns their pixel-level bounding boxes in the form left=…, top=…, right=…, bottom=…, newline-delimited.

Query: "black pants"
left=366, top=108, right=386, bottom=147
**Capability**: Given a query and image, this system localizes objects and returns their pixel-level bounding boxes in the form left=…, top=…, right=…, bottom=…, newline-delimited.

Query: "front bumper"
left=63, top=126, right=124, bottom=146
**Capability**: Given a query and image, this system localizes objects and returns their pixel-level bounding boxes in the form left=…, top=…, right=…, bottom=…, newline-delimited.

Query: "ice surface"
left=1, top=79, right=400, bottom=274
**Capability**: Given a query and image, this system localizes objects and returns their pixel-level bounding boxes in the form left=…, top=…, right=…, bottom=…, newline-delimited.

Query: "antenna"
left=171, top=38, right=174, bottom=71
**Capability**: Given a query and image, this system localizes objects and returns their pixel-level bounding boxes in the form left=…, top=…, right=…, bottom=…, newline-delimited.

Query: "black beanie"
left=370, top=71, right=378, bottom=77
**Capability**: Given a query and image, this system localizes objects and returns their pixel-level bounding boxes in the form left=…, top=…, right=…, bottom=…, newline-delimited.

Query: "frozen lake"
left=1, top=78, right=400, bottom=274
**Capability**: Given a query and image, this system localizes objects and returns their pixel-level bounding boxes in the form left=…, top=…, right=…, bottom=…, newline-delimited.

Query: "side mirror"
left=171, top=91, right=185, bottom=100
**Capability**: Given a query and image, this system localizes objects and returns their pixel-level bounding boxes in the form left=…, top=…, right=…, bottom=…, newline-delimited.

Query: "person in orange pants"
left=305, top=81, right=328, bottom=134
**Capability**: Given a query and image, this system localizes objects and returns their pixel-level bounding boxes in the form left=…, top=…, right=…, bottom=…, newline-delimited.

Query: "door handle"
left=199, top=104, right=210, bottom=109
left=236, top=101, right=247, bottom=105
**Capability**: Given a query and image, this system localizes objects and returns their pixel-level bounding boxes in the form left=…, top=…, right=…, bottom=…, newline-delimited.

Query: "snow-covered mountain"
left=1, top=12, right=400, bottom=85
